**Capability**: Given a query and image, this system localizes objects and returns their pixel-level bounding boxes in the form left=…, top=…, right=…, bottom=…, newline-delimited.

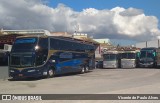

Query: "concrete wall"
left=136, top=39, right=160, bottom=48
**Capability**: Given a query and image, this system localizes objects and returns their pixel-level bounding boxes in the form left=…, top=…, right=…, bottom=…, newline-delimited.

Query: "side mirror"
left=153, top=52, right=156, bottom=57
left=137, top=52, right=140, bottom=58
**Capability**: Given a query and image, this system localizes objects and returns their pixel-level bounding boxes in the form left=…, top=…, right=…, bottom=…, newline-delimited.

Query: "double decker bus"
left=8, top=30, right=97, bottom=79
left=139, top=47, right=157, bottom=68
left=103, top=51, right=120, bottom=68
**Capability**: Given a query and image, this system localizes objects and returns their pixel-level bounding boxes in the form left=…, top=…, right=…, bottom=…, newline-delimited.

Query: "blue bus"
left=139, top=47, right=157, bottom=68
left=9, top=35, right=97, bottom=79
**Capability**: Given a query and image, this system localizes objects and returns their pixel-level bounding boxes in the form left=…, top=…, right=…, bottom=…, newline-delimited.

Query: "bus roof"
left=121, top=51, right=137, bottom=53
left=141, top=47, right=157, bottom=50
left=103, top=51, right=119, bottom=54
left=0, top=29, right=99, bottom=47
left=54, top=36, right=99, bottom=46
left=16, top=35, right=98, bottom=46
left=0, top=29, right=50, bottom=36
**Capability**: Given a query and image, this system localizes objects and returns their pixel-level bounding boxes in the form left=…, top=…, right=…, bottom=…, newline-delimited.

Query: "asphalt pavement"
left=0, top=67, right=160, bottom=103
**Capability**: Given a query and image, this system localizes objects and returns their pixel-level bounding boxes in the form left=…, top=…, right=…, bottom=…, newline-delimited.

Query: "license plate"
left=19, top=74, right=23, bottom=76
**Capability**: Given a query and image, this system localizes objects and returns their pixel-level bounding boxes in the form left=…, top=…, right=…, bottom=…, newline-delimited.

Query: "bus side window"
left=36, top=38, right=48, bottom=66
left=50, top=38, right=60, bottom=50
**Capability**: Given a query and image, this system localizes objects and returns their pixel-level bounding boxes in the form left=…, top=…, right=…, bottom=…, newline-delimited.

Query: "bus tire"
left=81, top=66, right=85, bottom=73
left=47, top=68, right=55, bottom=78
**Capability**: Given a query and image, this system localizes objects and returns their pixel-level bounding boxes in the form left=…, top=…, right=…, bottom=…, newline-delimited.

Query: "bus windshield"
left=10, top=53, right=34, bottom=67
left=12, top=38, right=37, bottom=52
left=140, top=50, right=155, bottom=59
left=103, top=54, right=117, bottom=61
left=121, top=53, right=136, bottom=59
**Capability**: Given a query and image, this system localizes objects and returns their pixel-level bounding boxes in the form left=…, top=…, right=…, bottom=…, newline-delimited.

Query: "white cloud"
left=0, top=0, right=159, bottom=41
left=120, top=7, right=143, bottom=16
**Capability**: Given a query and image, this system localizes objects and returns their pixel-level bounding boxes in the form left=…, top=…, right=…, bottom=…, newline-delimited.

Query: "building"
left=73, top=32, right=88, bottom=39
left=136, top=39, right=160, bottom=48
left=93, top=39, right=110, bottom=44
left=50, top=32, right=72, bottom=37
left=93, top=39, right=112, bottom=60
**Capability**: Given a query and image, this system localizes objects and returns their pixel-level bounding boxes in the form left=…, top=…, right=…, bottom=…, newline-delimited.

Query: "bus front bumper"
left=121, top=64, right=136, bottom=68
left=139, top=63, right=154, bottom=68
left=103, top=64, right=117, bottom=68
left=9, top=68, right=43, bottom=78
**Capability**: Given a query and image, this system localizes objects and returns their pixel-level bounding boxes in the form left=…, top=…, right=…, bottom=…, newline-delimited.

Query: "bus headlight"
left=28, top=69, right=36, bottom=72
left=35, top=45, right=39, bottom=50
left=150, top=62, right=153, bottom=65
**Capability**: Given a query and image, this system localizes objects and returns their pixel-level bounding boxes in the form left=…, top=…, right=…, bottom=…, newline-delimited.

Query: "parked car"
left=96, top=60, right=103, bottom=68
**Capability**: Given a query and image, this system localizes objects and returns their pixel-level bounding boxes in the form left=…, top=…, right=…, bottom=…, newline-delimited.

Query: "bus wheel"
left=47, top=68, right=55, bottom=78
left=81, top=66, right=85, bottom=73
left=85, top=66, right=89, bottom=73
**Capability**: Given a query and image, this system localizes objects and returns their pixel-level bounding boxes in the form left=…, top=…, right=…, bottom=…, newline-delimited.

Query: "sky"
left=49, top=0, right=160, bottom=19
left=0, top=0, right=160, bottom=45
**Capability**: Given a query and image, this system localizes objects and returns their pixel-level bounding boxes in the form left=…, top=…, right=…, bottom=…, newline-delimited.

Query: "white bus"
left=103, top=51, right=120, bottom=68
left=120, top=50, right=139, bottom=68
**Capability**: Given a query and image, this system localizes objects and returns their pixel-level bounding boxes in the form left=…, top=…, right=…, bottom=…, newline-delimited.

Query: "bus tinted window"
left=121, top=53, right=136, bottom=59
left=103, top=54, right=117, bottom=60
left=128, top=53, right=136, bottom=59
left=38, top=38, right=48, bottom=50
left=50, top=38, right=94, bottom=52
left=50, top=38, right=60, bottom=50
left=11, top=55, right=20, bottom=66
left=35, top=38, right=48, bottom=66
left=12, top=38, right=37, bottom=52
left=21, top=55, right=33, bottom=67
left=121, top=53, right=127, bottom=59
left=15, top=38, right=36, bottom=44
left=140, top=50, right=154, bottom=58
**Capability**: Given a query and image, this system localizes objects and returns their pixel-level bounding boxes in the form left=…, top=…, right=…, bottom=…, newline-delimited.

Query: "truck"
left=103, top=51, right=120, bottom=68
